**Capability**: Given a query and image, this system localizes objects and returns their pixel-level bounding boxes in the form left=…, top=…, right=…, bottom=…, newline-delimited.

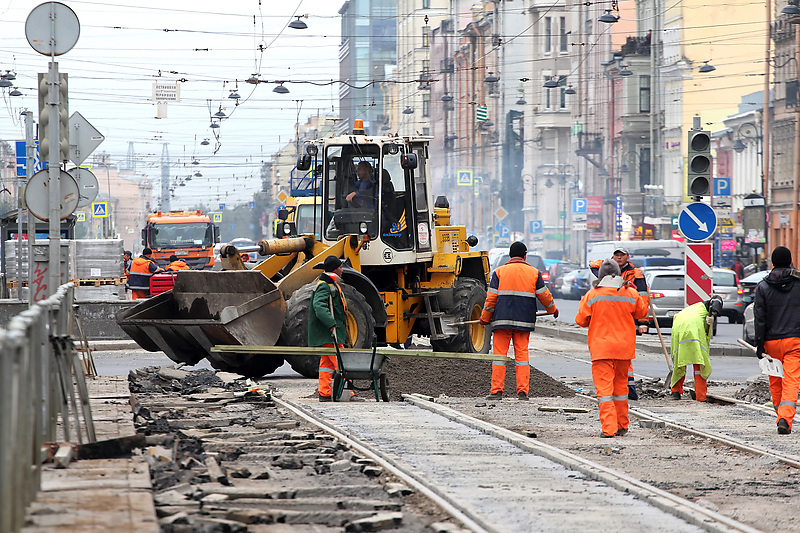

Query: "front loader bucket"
left=116, top=271, right=287, bottom=376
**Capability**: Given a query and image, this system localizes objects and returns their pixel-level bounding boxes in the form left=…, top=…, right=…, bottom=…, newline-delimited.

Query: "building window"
left=422, top=94, right=431, bottom=117
left=560, top=86, right=566, bottom=109
left=422, top=0, right=430, bottom=8
left=639, top=148, right=651, bottom=190
left=559, top=17, right=568, bottom=53
left=422, top=26, right=430, bottom=48
left=544, top=17, right=552, bottom=54
left=639, top=75, right=651, bottom=113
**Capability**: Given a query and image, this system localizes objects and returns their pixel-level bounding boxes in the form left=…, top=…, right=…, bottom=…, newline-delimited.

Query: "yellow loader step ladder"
left=403, top=290, right=450, bottom=341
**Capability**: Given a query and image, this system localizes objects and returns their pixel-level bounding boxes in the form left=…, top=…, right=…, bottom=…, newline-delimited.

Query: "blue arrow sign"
left=572, top=198, right=587, bottom=213
left=529, top=220, right=543, bottom=234
left=678, top=202, right=717, bottom=241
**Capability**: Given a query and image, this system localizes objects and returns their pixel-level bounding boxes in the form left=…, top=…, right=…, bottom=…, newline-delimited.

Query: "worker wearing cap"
left=480, top=241, right=559, bottom=401
left=127, top=248, right=162, bottom=300
left=309, top=255, right=348, bottom=402
left=123, top=250, right=132, bottom=278
left=166, top=254, right=191, bottom=271
left=575, top=259, right=649, bottom=437
left=754, top=246, right=800, bottom=435
left=589, top=246, right=650, bottom=400
left=669, top=296, right=722, bottom=402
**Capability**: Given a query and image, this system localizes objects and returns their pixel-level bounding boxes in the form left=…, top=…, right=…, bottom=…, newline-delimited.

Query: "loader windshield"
left=323, top=144, right=380, bottom=240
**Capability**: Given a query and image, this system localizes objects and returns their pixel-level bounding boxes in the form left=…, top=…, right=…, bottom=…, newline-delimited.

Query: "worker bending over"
left=575, top=259, right=648, bottom=437
left=480, top=241, right=558, bottom=401
left=669, top=296, right=722, bottom=401
left=166, top=254, right=191, bottom=271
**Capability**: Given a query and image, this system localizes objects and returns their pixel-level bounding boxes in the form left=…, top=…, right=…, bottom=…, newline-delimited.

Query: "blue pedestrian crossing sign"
left=219, top=203, right=225, bottom=210
left=76, top=212, right=85, bottom=222
left=529, top=220, right=543, bottom=234
left=91, top=202, right=109, bottom=218
left=457, top=170, right=473, bottom=187
left=249, top=201, right=256, bottom=208
left=212, top=213, right=222, bottom=223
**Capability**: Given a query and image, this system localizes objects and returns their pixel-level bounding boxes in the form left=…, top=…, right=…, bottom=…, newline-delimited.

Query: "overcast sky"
left=0, top=0, right=343, bottom=209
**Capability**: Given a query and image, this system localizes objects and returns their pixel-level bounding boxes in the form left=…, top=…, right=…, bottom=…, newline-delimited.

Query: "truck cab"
left=142, top=210, right=220, bottom=269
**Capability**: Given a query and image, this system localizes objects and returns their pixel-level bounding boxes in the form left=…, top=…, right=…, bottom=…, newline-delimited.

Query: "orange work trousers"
left=317, top=343, right=342, bottom=398
left=592, top=359, right=630, bottom=437
left=764, top=337, right=800, bottom=430
left=131, top=290, right=148, bottom=300
left=490, top=329, right=530, bottom=395
left=670, top=365, right=707, bottom=401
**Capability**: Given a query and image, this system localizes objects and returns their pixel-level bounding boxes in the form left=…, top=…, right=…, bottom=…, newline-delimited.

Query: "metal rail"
left=0, top=284, right=95, bottom=533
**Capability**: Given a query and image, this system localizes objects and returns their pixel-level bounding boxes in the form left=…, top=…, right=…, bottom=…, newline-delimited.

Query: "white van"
left=585, top=240, right=684, bottom=265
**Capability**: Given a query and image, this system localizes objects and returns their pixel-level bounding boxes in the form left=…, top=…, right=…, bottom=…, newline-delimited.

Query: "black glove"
left=756, top=343, right=765, bottom=359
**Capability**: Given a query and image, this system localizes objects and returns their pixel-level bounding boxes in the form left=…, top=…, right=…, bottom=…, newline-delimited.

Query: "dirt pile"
left=734, top=378, right=772, bottom=405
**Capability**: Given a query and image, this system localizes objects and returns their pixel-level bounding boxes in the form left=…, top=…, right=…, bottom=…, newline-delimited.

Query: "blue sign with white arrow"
left=678, top=202, right=717, bottom=242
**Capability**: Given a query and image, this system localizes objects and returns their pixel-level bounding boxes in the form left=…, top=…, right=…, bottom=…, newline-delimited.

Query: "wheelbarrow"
left=331, top=335, right=389, bottom=402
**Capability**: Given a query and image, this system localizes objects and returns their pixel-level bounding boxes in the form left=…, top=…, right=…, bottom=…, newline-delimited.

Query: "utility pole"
left=161, top=143, right=170, bottom=212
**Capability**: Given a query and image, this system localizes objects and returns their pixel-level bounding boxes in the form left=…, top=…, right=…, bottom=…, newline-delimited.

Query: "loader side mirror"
left=401, top=153, right=418, bottom=170
left=466, top=235, right=478, bottom=247
left=297, top=154, right=312, bottom=171
left=278, top=208, right=289, bottom=221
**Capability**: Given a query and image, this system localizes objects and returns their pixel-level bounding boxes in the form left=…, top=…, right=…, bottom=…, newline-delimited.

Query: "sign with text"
left=152, top=82, right=181, bottom=102
left=587, top=196, right=603, bottom=213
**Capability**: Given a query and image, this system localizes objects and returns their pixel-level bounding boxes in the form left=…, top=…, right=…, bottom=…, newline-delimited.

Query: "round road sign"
left=24, top=169, right=80, bottom=221
left=25, top=2, right=80, bottom=56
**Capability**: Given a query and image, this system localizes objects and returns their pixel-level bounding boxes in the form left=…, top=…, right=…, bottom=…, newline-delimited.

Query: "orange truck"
left=141, top=210, right=220, bottom=270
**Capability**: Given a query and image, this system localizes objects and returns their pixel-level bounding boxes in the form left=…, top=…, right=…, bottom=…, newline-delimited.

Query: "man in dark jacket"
left=480, top=241, right=558, bottom=401
left=309, top=255, right=348, bottom=402
left=127, top=248, right=162, bottom=300
left=754, top=246, right=800, bottom=434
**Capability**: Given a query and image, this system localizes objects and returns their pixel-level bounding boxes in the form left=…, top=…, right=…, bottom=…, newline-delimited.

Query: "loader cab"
left=320, top=138, right=431, bottom=260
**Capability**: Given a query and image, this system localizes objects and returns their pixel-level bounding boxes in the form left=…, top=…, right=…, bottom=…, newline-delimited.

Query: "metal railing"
left=0, top=283, right=96, bottom=533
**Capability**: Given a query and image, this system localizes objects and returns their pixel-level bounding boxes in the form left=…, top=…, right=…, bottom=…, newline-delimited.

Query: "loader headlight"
left=359, top=222, right=368, bottom=234
left=283, top=223, right=292, bottom=235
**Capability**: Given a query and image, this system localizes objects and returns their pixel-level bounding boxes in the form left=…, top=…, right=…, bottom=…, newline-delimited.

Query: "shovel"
left=648, top=301, right=673, bottom=388
left=444, top=311, right=549, bottom=329
left=737, top=338, right=785, bottom=378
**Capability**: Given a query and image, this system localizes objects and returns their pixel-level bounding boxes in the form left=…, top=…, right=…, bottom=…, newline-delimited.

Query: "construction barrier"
left=0, top=284, right=96, bottom=533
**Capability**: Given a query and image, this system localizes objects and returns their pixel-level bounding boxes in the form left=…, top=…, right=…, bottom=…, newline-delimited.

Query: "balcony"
left=576, top=132, right=603, bottom=156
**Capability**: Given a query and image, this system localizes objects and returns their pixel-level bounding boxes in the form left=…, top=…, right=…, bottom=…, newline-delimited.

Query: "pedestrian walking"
left=754, top=246, right=800, bottom=435
left=309, top=255, right=349, bottom=402
left=575, top=259, right=649, bottom=437
left=480, top=241, right=559, bottom=401
left=669, top=296, right=722, bottom=401
left=589, top=246, right=650, bottom=399
left=127, top=248, right=162, bottom=300
left=166, top=254, right=191, bottom=271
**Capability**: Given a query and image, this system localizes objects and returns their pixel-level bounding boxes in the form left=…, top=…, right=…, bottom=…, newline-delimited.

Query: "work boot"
left=601, top=433, right=615, bottom=438
left=628, top=385, right=639, bottom=401
left=615, top=428, right=628, bottom=437
left=486, top=392, right=502, bottom=401
left=518, top=392, right=529, bottom=401
left=778, top=419, right=791, bottom=435
left=670, top=391, right=681, bottom=400
left=319, top=394, right=332, bottom=403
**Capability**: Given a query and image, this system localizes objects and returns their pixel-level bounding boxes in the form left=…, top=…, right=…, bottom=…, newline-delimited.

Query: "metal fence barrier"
left=0, top=283, right=96, bottom=533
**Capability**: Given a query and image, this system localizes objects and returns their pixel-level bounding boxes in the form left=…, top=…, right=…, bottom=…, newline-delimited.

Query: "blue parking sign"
left=572, top=198, right=587, bottom=213
left=529, top=220, right=543, bottom=234
left=495, top=222, right=510, bottom=238
left=714, top=176, right=731, bottom=197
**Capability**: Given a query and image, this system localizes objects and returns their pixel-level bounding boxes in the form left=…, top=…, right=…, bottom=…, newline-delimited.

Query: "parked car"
left=742, top=303, right=755, bottom=346
left=550, top=262, right=581, bottom=298
left=630, top=256, right=685, bottom=269
left=560, top=268, right=594, bottom=300
left=711, top=268, right=744, bottom=324
left=740, top=270, right=769, bottom=306
left=644, top=269, right=686, bottom=328
left=491, top=253, right=551, bottom=290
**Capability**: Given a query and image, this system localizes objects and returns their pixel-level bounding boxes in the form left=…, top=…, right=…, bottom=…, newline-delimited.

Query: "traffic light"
left=687, top=129, right=711, bottom=197
left=37, top=72, right=69, bottom=163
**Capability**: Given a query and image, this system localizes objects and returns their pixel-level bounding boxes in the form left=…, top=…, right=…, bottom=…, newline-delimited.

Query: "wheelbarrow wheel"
left=332, top=371, right=343, bottom=401
left=379, top=373, right=390, bottom=402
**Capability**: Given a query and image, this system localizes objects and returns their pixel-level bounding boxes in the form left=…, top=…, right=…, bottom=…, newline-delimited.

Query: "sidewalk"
left=21, top=377, right=158, bottom=533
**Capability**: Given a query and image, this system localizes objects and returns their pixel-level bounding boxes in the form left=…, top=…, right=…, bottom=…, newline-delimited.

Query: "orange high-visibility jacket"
left=128, top=257, right=159, bottom=292
left=480, top=258, right=556, bottom=330
left=590, top=259, right=650, bottom=320
left=575, top=277, right=649, bottom=361
left=166, top=260, right=190, bottom=271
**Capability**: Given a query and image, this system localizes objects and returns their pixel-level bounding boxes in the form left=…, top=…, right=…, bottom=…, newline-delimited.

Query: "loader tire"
left=431, top=278, right=490, bottom=354
left=208, top=355, right=285, bottom=379
left=281, top=282, right=377, bottom=378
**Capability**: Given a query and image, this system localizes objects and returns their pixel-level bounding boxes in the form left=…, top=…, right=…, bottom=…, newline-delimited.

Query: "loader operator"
left=589, top=246, right=650, bottom=400
left=345, top=161, right=377, bottom=209
left=754, top=246, right=800, bottom=435
left=309, top=255, right=349, bottom=402
left=668, top=296, right=722, bottom=402
left=127, top=248, right=163, bottom=300
left=575, top=259, right=649, bottom=438
left=480, top=241, right=559, bottom=401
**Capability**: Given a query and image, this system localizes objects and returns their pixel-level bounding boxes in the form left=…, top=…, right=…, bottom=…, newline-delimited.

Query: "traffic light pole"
left=47, top=60, right=61, bottom=298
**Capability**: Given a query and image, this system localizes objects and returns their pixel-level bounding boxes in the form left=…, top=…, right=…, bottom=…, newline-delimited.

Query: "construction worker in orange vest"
left=480, top=241, right=559, bottom=401
left=166, top=254, right=191, bottom=271
left=589, top=246, right=650, bottom=400
left=754, top=246, right=800, bottom=435
left=127, top=248, right=162, bottom=300
left=575, top=259, right=649, bottom=438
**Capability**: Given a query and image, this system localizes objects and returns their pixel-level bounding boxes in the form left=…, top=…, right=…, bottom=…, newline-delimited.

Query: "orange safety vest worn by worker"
left=481, top=257, right=557, bottom=397
left=575, top=276, right=649, bottom=436
left=589, top=259, right=650, bottom=307
left=166, top=260, right=190, bottom=271
left=128, top=256, right=159, bottom=299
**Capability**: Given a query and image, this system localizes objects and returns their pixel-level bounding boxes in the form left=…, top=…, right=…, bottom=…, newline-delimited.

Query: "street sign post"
left=678, top=202, right=717, bottom=241
left=685, top=242, right=713, bottom=305
left=457, top=170, right=473, bottom=186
